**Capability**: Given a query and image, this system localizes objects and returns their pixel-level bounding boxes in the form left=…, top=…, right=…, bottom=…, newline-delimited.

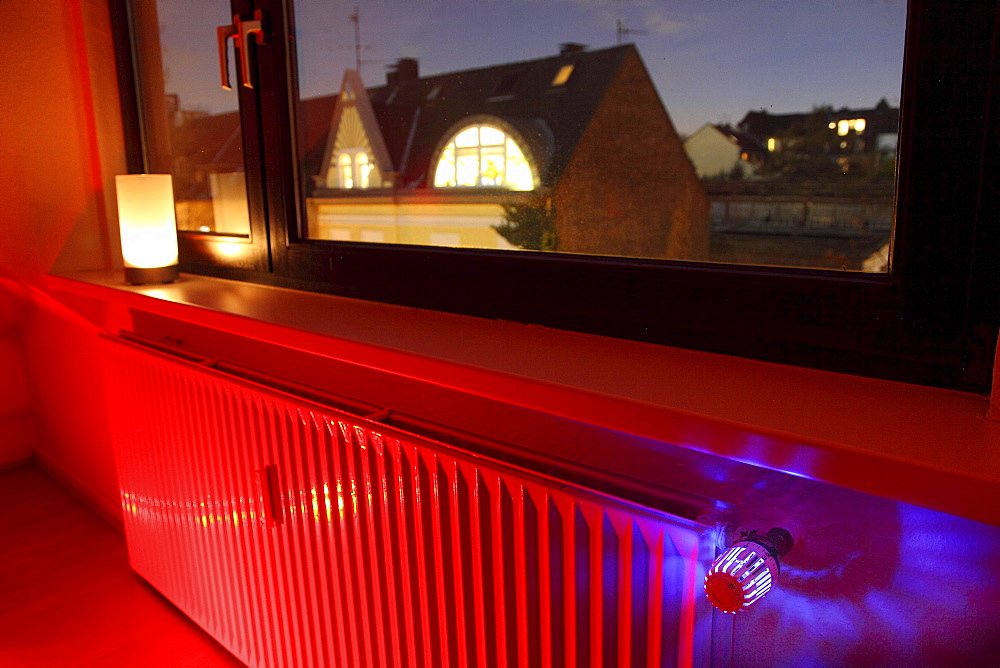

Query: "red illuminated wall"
left=0, top=0, right=123, bottom=514
left=0, top=278, right=35, bottom=465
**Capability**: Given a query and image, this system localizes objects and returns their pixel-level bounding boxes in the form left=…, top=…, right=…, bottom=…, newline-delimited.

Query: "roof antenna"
left=350, top=7, right=361, bottom=72
left=347, top=7, right=382, bottom=78
left=616, top=18, right=648, bottom=45
left=615, top=1, right=648, bottom=46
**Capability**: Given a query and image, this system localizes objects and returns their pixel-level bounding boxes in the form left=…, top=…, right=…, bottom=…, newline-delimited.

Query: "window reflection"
left=131, top=0, right=252, bottom=237
left=289, top=1, right=905, bottom=270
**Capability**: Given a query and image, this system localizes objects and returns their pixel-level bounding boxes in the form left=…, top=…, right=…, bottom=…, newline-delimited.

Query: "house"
left=2, top=2, right=999, bottom=666
left=683, top=123, right=767, bottom=179
left=738, top=99, right=899, bottom=159
left=304, top=45, right=709, bottom=260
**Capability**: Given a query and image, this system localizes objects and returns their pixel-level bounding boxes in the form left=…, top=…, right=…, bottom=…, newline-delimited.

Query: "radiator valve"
left=704, top=527, right=793, bottom=613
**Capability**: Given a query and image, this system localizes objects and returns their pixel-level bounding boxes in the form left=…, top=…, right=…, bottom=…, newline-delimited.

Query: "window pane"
left=295, top=1, right=904, bottom=269
left=130, top=0, right=251, bottom=237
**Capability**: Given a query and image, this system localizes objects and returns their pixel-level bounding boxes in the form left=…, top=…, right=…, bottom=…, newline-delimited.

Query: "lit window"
left=357, top=152, right=370, bottom=188
left=339, top=153, right=353, bottom=188
left=433, top=124, right=534, bottom=190
left=336, top=150, right=374, bottom=189
left=837, top=118, right=867, bottom=136
left=552, top=64, right=574, bottom=86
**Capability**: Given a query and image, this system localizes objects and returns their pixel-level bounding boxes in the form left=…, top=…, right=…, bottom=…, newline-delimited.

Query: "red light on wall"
left=705, top=527, right=793, bottom=613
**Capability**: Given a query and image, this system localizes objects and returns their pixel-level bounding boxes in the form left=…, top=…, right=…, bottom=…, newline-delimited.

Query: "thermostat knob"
left=704, top=527, right=792, bottom=613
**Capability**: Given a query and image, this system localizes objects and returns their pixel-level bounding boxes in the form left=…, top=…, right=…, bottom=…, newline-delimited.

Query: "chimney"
left=559, top=42, right=587, bottom=56
left=386, top=58, right=419, bottom=87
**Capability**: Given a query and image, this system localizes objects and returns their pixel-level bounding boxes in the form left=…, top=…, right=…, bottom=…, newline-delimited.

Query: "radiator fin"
left=103, top=338, right=713, bottom=667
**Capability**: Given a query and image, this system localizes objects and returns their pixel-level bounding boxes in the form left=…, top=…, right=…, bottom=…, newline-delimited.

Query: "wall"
left=684, top=124, right=742, bottom=179
left=0, top=277, right=35, bottom=466
left=554, top=49, right=710, bottom=260
left=0, top=0, right=124, bottom=514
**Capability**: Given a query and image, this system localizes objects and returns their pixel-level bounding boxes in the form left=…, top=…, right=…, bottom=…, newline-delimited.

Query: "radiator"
left=102, top=335, right=717, bottom=667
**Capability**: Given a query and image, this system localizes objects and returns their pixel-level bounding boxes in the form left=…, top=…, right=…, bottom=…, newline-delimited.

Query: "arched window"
left=356, top=152, right=370, bottom=188
left=338, top=153, right=353, bottom=188
left=336, top=150, right=372, bottom=189
left=433, top=124, right=534, bottom=190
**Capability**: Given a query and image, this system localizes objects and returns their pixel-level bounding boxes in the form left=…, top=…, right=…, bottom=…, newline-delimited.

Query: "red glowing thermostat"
left=705, top=527, right=794, bottom=613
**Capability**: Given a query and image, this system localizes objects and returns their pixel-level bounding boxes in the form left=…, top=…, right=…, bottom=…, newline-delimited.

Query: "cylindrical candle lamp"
left=115, top=174, right=179, bottom=284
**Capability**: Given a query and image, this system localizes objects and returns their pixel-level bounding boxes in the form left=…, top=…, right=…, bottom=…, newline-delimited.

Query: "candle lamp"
left=115, top=174, right=179, bottom=284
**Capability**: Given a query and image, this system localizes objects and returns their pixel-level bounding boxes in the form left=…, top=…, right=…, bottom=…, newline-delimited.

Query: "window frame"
left=111, top=0, right=1000, bottom=392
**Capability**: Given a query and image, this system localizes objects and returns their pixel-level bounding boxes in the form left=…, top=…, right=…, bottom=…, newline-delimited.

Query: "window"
left=112, top=1, right=999, bottom=391
left=335, top=150, right=371, bottom=189
left=433, top=124, right=535, bottom=190
left=552, top=64, right=574, bottom=87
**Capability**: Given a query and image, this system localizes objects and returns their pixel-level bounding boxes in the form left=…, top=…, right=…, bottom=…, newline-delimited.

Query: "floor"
left=0, top=464, right=245, bottom=667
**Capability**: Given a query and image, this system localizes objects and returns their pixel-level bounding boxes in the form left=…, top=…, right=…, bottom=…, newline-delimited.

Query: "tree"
left=495, top=195, right=558, bottom=251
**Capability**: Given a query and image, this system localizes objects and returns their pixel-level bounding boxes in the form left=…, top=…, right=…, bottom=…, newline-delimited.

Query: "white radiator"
left=102, top=334, right=719, bottom=667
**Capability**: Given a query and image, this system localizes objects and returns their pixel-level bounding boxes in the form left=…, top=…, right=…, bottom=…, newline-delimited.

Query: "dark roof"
left=712, top=124, right=767, bottom=157
left=308, top=45, right=636, bottom=189
left=737, top=110, right=812, bottom=142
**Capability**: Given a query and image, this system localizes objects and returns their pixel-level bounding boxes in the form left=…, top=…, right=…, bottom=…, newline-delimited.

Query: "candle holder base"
left=125, top=265, right=179, bottom=285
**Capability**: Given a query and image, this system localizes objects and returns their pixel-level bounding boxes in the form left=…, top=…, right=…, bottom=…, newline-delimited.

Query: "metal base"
left=124, top=265, right=179, bottom=285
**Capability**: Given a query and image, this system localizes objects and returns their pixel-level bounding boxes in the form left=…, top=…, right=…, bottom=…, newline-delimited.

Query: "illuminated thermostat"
left=704, top=527, right=794, bottom=613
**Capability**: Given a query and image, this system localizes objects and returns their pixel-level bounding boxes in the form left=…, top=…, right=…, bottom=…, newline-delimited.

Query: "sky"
left=159, top=0, right=907, bottom=136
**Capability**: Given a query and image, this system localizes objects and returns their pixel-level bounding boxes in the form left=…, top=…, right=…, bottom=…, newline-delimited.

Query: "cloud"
left=643, top=8, right=685, bottom=35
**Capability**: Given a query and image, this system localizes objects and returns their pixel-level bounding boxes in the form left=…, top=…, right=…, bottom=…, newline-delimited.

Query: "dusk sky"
left=161, top=0, right=907, bottom=136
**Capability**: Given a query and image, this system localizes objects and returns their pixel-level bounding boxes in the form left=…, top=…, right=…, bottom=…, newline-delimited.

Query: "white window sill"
left=46, top=270, right=1000, bottom=527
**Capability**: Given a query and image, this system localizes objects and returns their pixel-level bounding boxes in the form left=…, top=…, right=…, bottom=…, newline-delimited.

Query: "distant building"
left=305, top=44, right=708, bottom=260
left=738, top=99, right=899, bottom=157
left=684, top=123, right=767, bottom=179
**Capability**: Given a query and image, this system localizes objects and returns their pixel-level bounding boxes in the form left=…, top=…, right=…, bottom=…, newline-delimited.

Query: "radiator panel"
left=103, top=337, right=715, bottom=667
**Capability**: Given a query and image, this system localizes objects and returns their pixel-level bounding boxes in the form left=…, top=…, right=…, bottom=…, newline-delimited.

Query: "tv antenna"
left=350, top=7, right=362, bottom=71
left=616, top=18, right=647, bottom=45
left=348, top=7, right=381, bottom=76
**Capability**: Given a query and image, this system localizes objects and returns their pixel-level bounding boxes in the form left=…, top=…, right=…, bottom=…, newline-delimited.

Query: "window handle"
left=216, top=24, right=237, bottom=90
left=216, top=10, right=267, bottom=91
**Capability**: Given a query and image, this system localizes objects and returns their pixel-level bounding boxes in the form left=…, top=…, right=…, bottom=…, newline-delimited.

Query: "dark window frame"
left=111, top=0, right=999, bottom=392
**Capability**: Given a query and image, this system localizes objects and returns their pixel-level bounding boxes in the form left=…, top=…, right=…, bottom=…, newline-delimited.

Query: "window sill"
left=46, top=270, right=1000, bottom=527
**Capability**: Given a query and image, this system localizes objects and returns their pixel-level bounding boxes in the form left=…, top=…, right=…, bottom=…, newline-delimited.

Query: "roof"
left=309, top=44, right=638, bottom=190
left=712, top=124, right=767, bottom=157
left=168, top=45, right=645, bottom=198
left=737, top=110, right=813, bottom=142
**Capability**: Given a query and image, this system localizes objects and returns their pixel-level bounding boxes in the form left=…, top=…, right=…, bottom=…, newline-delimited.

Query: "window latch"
left=216, top=10, right=267, bottom=90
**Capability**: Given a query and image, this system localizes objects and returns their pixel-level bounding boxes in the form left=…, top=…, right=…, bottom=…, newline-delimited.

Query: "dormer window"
left=337, top=149, right=372, bottom=189
left=433, top=123, right=534, bottom=190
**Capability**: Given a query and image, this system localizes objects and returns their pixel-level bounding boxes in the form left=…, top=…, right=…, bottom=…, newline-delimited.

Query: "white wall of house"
left=684, top=124, right=751, bottom=179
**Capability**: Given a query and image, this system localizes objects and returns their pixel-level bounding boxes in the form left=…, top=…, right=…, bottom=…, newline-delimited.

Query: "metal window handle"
left=216, top=10, right=267, bottom=90
left=216, top=24, right=237, bottom=90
